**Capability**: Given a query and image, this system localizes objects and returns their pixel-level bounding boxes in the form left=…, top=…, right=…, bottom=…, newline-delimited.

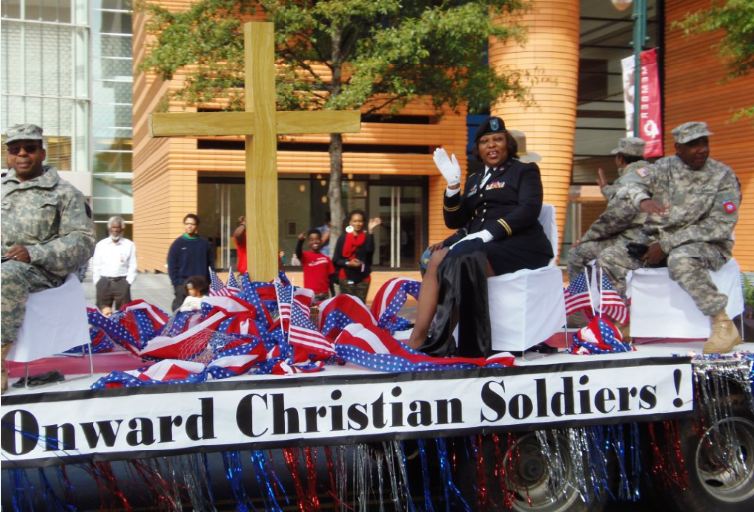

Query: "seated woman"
left=407, top=117, right=553, bottom=356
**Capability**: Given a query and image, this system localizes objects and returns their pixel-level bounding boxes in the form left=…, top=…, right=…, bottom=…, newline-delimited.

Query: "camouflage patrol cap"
left=672, top=121, right=712, bottom=144
left=610, top=137, right=645, bottom=157
left=5, top=123, right=44, bottom=144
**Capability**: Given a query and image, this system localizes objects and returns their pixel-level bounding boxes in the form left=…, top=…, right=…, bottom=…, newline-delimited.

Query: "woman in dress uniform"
left=407, top=117, right=553, bottom=356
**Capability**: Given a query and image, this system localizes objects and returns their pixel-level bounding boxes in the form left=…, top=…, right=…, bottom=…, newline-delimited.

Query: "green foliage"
left=675, top=0, right=754, bottom=120
left=137, top=0, right=530, bottom=114
left=744, top=274, right=754, bottom=310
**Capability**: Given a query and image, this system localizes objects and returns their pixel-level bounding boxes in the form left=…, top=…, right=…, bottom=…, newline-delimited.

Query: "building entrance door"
left=198, top=181, right=245, bottom=270
left=368, top=185, right=425, bottom=269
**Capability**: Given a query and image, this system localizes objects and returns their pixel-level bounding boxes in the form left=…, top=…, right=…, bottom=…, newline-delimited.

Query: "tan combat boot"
left=1, top=343, right=11, bottom=393
left=703, top=312, right=742, bottom=354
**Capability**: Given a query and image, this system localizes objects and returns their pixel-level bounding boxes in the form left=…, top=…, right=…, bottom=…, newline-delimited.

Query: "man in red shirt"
left=295, top=229, right=335, bottom=302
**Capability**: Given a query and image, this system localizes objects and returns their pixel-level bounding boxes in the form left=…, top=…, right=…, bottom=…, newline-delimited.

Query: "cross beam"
left=150, top=21, right=361, bottom=281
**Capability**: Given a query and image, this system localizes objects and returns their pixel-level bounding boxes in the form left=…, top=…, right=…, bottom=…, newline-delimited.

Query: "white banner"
left=1, top=360, right=693, bottom=466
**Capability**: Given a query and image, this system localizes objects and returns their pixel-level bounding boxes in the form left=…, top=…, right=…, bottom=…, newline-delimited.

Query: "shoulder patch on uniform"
left=635, top=167, right=649, bottom=177
left=723, top=201, right=737, bottom=214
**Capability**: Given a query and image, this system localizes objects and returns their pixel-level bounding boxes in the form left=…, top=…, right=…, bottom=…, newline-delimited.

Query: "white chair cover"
left=7, top=274, right=90, bottom=363
left=628, top=258, right=744, bottom=338
left=487, top=205, right=566, bottom=352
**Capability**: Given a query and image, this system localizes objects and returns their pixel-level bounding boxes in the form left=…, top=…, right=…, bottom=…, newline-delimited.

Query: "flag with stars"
left=226, top=270, right=242, bottom=295
left=118, top=300, right=169, bottom=344
left=370, top=277, right=421, bottom=332
left=84, top=306, right=140, bottom=353
left=318, top=294, right=378, bottom=340
left=289, top=287, right=335, bottom=362
left=598, top=271, right=629, bottom=325
left=333, top=323, right=515, bottom=372
left=92, top=360, right=208, bottom=389
left=564, top=270, right=594, bottom=317
left=77, top=307, right=115, bottom=353
left=136, top=308, right=231, bottom=360
left=209, top=267, right=238, bottom=297
left=569, top=316, right=633, bottom=355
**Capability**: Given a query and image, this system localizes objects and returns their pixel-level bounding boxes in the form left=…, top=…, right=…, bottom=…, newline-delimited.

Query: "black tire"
left=657, top=395, right=754, bottom=512
left=503, top=432, right=606, bottom=512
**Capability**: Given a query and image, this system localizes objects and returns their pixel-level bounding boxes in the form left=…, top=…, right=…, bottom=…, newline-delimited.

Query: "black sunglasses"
left=7, top=144, right=42, bottom=155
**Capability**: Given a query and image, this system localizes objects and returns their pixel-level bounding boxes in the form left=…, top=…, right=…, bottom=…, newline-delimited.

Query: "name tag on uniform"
left=468, top=184, right=479, bottom=196
left=486, top=180, right=505, bottom=191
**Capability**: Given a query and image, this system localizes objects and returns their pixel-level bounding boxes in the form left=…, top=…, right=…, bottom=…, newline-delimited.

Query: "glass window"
left=2, top=0, right=21, bottom=19
left=25, top=0, right=71, bottom=22
left=98, top=11, right=132, bottom=34
left=99, top=34, right=132, bottom=58
left=93, top=150, right=132, bottom=173
left=98, top=0, right=132, bottom=11
left=197, top=174, right=427, bottom=270
left=99, top=57, right=132, bottom=79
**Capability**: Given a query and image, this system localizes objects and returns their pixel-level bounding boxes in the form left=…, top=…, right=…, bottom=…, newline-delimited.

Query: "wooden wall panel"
left=665, top=0, right=754, bottom=271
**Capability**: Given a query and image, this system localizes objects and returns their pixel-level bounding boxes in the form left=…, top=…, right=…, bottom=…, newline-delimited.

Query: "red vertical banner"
left=639, top=48, right=663, bottom=157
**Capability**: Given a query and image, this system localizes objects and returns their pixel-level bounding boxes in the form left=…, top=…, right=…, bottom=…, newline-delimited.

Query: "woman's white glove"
left=450, top=230, right=493, bottom=250
left=433, top=148, right=461, bottom=187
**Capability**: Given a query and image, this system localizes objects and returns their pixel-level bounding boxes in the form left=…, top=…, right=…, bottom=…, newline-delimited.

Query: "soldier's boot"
left=1, top=343, right=11, bottom=393
left=703, top=312, right=742, bottom=354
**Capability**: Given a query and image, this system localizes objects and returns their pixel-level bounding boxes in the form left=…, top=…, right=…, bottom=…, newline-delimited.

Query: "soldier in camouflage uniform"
left=1, top=124, right=95, bottom=391
left=567, top=137, right=651, bottom=280
left=598, top=122, right=742, bottom=353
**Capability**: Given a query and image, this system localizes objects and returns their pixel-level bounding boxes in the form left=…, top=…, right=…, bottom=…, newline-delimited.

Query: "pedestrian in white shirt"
left=92, top=216, right=137, bottom=310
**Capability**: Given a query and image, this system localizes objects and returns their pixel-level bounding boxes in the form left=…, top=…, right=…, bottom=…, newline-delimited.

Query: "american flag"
left=318, top=294, right=379, bottom=340
left=226, top=270, right=242, bottom=294
left=92, top=359, right=208, bottom=389
left=333, top=323, right=514, bottom=372
left=598, top=271, right=629, bottom=325
left=136, top=308, right=230, bottom=360
left=564, top=270, right=594, bottom=316
left=238, top=275, right=275, bottom=330
left=209, top=268, right=239, bottom=297
left=370, top=278, right=421, bottom=332
left=569, top=316, right=632, bottom=355
left=274, top=277, right=293, bottom=331
left=289, top=287, right=335, bottom=361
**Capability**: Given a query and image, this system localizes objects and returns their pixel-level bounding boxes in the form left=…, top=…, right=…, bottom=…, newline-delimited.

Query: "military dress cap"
left=5, top=123, right=44, bottom=144
left=508, top=129, right=541, bottom=163
left=474, top=116, right=506, bottom=143
left=610, top=136, right=646, bottom=157
left=672, top=121, right=712, bottom=144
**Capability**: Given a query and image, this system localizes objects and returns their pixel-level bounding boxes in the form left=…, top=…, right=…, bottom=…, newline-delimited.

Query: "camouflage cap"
left=5, top=123, right=44, bottom=144
left=672, top=121, right=712, bottom=144
left=508, top=129, right=541, bottom=163
left=610, top=137, right=646, bottom=157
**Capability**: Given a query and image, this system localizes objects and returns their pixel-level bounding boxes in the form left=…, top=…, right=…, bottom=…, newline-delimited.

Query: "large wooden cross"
left=150, top=21, right=360, bottom=281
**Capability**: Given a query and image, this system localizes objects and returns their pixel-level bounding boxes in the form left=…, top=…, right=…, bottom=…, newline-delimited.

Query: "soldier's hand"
left=639, top=199, right=667, bottom=215
left=596, top=168, right=608, bottom=189
left=643, top=243, right=665, bottom=265
left=4, top=244, right=30, bottom=263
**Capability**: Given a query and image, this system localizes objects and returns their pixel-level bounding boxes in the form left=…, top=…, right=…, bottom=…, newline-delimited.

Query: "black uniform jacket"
left=442, top=158, right=553, bottom=275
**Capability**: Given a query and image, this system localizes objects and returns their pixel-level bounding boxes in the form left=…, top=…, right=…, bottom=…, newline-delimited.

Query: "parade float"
left=1, top=270, right=753, bottom=512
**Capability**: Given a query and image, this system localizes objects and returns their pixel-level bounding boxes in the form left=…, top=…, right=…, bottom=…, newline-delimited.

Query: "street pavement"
left=83, top=271, right=174, bottom=313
